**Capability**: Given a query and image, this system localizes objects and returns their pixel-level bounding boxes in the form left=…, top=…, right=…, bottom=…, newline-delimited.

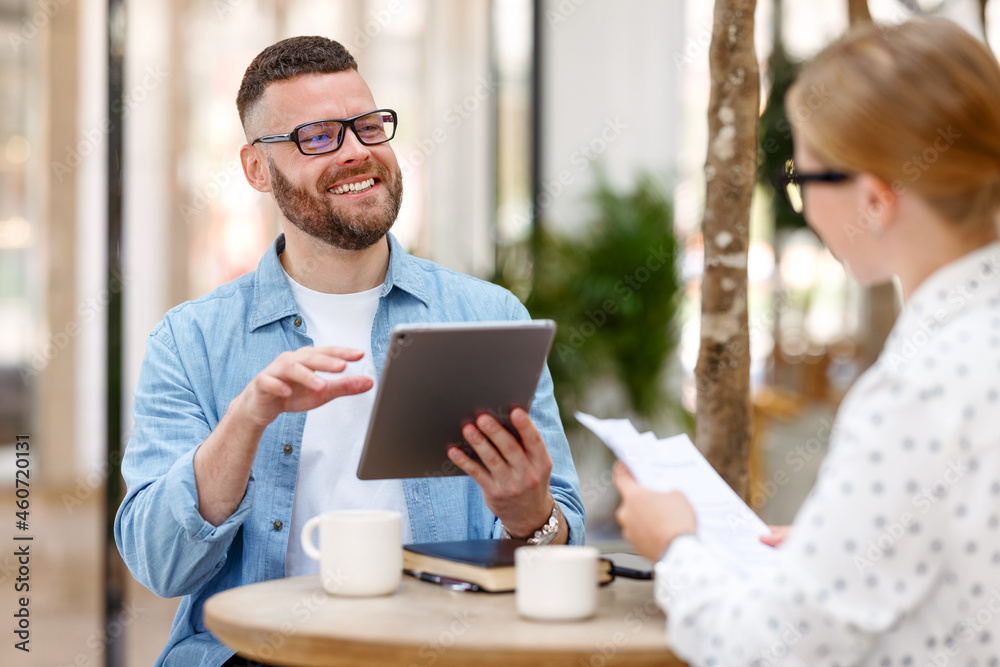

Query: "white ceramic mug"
left=301, top=509, right=402, bottom=596
left=515, top=545, right=600, bottom=621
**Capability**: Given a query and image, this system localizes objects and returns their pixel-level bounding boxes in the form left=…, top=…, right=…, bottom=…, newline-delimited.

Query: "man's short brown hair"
left=236, top=36, right=358, bottom=129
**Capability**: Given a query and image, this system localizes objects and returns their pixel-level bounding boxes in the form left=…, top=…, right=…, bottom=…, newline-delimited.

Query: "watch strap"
left=501, top=502, right=560, bottom=545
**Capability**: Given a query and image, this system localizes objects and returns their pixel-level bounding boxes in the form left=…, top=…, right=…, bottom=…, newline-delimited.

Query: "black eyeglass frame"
left=250, top=109, right=398, bottom=156
left=774, top=160, right=853, bottom=213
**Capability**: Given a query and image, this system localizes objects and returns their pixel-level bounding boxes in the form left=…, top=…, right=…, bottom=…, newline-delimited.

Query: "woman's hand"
left=760, top=525, right=792, bottom=548
left=613, top=462, right=697, bottom=562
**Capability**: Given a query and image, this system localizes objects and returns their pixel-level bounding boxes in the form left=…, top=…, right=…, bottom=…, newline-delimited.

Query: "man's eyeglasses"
left=775, top=159, right=853, bottom=213
left=251, top=109, right=397, bottom=156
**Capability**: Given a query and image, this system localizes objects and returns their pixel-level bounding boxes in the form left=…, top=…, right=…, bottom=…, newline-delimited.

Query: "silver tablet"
left=356, top=320, right=556, bottom=480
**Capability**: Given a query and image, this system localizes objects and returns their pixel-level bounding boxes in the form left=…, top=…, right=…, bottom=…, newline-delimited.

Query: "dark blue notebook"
left=404, top=539, right=523, bottom=567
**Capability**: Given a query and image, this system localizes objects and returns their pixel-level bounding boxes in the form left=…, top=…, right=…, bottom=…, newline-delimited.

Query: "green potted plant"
left=497, top=172, right=685, bottom=433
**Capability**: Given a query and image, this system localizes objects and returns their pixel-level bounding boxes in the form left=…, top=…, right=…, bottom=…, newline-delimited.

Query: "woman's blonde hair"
left=787, top=17, right=1000, bottom=228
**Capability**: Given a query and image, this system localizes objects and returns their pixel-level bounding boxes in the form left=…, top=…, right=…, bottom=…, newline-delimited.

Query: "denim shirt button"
left=282, top=444, right=293, bottom=454
left=293, top=317, right=303, bottom=327
left=273, top=520, right=283, bottom=531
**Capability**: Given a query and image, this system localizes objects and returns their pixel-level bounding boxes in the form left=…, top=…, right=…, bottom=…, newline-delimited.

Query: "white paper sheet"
left=577, top=412, right=777, bottom=579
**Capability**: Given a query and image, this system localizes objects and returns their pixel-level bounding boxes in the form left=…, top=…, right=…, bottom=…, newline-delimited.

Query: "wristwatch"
left=502, top=502, right=560, bottom=546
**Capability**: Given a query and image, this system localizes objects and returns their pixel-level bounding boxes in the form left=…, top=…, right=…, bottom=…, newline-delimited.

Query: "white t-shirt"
left=283, top=272, right=412, bottom=577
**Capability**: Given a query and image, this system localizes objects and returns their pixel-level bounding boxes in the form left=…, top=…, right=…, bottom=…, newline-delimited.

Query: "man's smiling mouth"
left=329, top=177, right=376, bottom=195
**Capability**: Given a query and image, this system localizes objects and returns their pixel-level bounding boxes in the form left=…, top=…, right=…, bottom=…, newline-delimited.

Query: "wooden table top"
left=204, top=573, right=687, bottom=667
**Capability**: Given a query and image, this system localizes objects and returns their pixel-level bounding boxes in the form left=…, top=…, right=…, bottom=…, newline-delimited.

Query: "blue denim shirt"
left=114, top=233, right=584, bottom=667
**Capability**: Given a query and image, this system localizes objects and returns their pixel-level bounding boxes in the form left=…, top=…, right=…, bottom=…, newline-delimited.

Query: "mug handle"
left=301, top=516, right=323, bottom=561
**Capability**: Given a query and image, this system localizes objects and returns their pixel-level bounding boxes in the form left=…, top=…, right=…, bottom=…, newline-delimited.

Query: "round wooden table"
left=204, top=574, right=687, bottom=667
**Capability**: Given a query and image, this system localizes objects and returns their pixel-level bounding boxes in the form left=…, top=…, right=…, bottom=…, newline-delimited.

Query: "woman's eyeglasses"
left=775, top=159, right=853, bottom=213
left=251, top=109, right=397, bottom=156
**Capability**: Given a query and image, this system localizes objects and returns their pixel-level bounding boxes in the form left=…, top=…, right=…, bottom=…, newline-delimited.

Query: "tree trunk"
left=859, top=281, right=900, bottom=370
left=980, top=0, right=990, bottom=46
left=848, top=0, right=872, bottom=25
left=846, top=0, right=901, bottom=372
left=695, top=0, right=760, bottom=501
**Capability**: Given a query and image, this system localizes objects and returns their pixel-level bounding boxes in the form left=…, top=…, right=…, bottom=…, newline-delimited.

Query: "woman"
left=615, top=17, right=1000, bottom=666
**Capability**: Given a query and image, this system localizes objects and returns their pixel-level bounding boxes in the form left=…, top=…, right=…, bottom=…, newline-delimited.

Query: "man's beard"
left=267, top=157, right=403, bottom=251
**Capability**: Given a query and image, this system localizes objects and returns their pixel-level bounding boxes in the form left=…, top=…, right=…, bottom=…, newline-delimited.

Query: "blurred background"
left=1, top=0, right=998, bottom=664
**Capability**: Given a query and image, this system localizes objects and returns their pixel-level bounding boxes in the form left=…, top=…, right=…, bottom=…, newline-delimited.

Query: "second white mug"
left=515, top=545, right=600, bottom=621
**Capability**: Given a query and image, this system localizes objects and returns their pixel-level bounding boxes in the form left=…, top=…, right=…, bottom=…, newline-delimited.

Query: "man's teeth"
left=330, top=178, right=375, bottom=194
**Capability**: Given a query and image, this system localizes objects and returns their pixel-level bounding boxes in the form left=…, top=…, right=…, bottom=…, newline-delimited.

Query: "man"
left=115, top=36, right=584, bottom=667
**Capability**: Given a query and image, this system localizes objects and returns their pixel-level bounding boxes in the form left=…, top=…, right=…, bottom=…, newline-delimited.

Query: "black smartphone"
left=604, top=552, right=655, bottom=580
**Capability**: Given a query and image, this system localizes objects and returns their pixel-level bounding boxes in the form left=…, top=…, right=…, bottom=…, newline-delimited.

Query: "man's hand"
left=235, top=346, right=374, bottom=428
left=446, top=407, right=566, bottom=543
left=613, top=462, right=697, bottom=562
left=195, top=346, right=373, bottom=526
